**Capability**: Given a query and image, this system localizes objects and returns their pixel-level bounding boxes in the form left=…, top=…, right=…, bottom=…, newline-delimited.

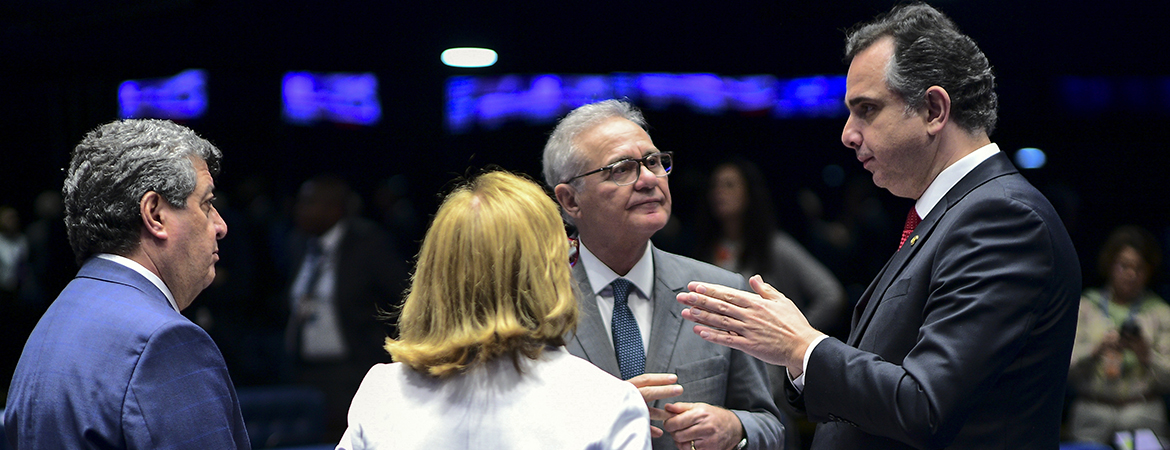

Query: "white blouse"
left=336, top=346, right=651, bottom=450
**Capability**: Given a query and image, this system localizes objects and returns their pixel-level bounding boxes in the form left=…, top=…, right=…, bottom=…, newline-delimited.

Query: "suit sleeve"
left=724, top=277, right=786, bottom=450
left=123, top=321, right=251, bottom=449
left=802, top=193, right=1072, bottom=449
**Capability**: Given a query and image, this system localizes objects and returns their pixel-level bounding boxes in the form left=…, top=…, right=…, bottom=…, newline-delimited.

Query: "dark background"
left=3, top=0, right=1169, bottom=288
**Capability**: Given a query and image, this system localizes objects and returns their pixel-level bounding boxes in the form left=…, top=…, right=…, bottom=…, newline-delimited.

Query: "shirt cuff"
left=788, top=334, right=829, bottom=393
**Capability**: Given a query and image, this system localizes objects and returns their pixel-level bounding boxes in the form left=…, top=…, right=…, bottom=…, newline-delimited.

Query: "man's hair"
left=386, top=171, right=578, bottom=378
left=541, top=99, right=647, bottom=225
left=63, top=119, right=222, bottom=264
left=845, top=2, right=998, bottom=135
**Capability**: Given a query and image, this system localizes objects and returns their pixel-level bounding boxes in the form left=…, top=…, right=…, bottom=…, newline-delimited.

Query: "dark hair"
left=693, top=157, right=778, bottom=275
left=845, top=2, right=998, bottom=135
left=1097, top=225, right=1162, bottom=282
left=63, top=119, right=221, bottom=264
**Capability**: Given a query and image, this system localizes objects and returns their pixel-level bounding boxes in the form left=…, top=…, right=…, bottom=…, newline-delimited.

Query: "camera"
left=1120, top=319, right=1142, bottom=339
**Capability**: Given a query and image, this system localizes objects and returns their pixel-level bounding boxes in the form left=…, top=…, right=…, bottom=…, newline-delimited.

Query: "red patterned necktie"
left=899, top=208, right=921, bottom=250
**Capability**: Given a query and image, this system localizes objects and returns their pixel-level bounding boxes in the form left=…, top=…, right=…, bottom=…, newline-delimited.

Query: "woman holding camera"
left=1069, top=225, right=1170, bottom=444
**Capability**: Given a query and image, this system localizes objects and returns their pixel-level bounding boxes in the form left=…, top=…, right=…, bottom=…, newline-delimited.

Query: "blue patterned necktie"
left=611, top=278, right=646, bottom=380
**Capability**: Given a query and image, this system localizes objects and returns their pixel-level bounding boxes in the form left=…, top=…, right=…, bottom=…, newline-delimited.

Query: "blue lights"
left=282, top=72, right=382, bottom=126
left=1058, top=76, right=1170, bottom=116
left=445, top=73, right=847, bottom=133
left=1014, top=147, right=1047, bottom=169
left=119, top=69, right=208, bottom=120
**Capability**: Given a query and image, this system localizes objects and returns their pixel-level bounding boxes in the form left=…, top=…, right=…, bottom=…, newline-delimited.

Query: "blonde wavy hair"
left=386, top=171, right=578, bottom=377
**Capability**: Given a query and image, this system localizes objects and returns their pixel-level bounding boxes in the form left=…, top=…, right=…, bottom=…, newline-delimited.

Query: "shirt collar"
left=317, top=219, right=348, bottom=254
left=915, top=143, right=1000, bottom=220
left=578, top=240, right=655, bottom=299
left=96, top=253, right=180, bottom=313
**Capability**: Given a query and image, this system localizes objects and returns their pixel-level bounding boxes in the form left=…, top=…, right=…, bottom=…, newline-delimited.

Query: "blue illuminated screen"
left=445, top=73, right=846, bottom=133
left=283, top=72, right=382, bottom=126
left=119, top=69, right=208, bottom=120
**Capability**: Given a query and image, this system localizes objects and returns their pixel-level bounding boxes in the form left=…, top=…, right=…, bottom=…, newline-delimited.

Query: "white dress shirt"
left=792, top=143, right=1002, bottom=391
left=578, top=241, right=655, bottom=351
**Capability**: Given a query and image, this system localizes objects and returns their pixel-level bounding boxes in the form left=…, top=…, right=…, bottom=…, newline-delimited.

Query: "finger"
left=663, top=402, right=695, bottom=414
left=685, top=281, right=756, bottom=309
left=640, top=384, right=684, bottom=403
left=661, top=407, right=701, bottom=435
left=748, top=274, right=787, bottom=301
left=648, top=406, right=676, bottom=421
left=683, top=322, right=754, bottom=353
left=628, top=373, right=679, bottom=388
left=680, top=306, right=745, bottom=336
left=650, top=425, right=664, bottom=438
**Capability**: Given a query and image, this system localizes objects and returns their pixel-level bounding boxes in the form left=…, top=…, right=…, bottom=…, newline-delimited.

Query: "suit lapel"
left=849, top=219, right=932, bottom=346
left=569, top=261, right=622, bottom=378
left=848, top=152, right=1019, bottom=346
left=646, top=246, right=685, bottom=375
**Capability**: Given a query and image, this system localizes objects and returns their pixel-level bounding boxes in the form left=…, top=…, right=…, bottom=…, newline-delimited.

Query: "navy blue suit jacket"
left=4, top=257, right=250, bottom=449
left=789, top=152, right=1081, bottom=449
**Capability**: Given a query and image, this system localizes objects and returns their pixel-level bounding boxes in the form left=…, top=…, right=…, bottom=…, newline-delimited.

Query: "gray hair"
left=845, top=2, right=998, bottom=135
left=541, top=100, right=647, bottom=225
left=63, top=119, right=222, bottom=264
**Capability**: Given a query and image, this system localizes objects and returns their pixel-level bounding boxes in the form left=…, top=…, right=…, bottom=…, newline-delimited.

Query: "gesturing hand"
left=677, top=275, right=825, bottom=375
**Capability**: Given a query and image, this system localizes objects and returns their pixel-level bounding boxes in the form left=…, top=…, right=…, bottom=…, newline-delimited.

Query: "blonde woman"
left=336, top=171, right=650, bottom=450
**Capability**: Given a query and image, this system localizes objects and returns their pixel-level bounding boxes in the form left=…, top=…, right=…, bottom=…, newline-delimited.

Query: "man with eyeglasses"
left=542, top=99, right=785, bottom=450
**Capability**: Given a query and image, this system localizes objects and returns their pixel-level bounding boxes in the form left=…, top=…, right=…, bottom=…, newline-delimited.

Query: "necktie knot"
left=611, top=278, right=632, bottom=306
left=899, top=208, right=922, bottom=249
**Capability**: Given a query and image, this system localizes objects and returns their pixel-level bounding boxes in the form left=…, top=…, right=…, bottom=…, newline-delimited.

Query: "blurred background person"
left=280, top=174, right=408, bottom=441
left=24, top=190, right=76, bottom=307
left=0, top=206, right=30, bottom=301
left=1068, top=225, right=1170, bottom=444
left=692, top=158, right=846, bottom=447
left=693, top=158, right=847, bottom=336
left=1, top=205, right=32, bottom=388
left=336, top=170, right=650, bottom=450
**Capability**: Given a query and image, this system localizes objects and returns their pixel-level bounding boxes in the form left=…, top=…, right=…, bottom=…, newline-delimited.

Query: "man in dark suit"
left=4, top=119, right=250, bottom=449
left=677, top=3, right=1081, bottom=449
left=282, top=175, right=407, bottom=441
left=543, top=100, right=785, bottom=450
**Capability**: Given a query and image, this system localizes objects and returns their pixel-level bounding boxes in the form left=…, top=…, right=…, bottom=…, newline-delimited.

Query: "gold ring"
left=691, top=441, right=697, bottom=450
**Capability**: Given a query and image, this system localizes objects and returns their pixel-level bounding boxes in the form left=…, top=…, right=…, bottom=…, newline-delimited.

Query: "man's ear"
left=923, top=85, right=951, bottom=135
left=553, top=183, right=582, bottom=221
left=140, top=191, right=168, bottom=240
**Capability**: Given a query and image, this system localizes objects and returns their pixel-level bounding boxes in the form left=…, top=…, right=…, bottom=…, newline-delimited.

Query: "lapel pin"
left=910, top=235, right=919, bottom=246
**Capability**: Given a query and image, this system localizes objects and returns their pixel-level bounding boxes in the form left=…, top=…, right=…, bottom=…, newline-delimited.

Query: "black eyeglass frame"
left=561, top=151, right=673, bottom=186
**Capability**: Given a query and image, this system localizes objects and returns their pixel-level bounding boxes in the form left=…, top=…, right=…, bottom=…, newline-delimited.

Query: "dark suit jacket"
left=789, top=152, right=1081, bottom=449
left=567, top=245, right=785, bottom=450
left=4, top=257, right=250, bottom=449
left=284, top=217, right=406, bottom=368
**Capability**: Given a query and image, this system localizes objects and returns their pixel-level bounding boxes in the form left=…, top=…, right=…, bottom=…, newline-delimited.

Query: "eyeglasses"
left=563, top=151, right=673, bottom=186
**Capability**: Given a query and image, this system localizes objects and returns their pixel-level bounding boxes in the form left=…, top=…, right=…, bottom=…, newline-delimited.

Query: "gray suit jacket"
left=567, top=245, right=784, bottom=450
